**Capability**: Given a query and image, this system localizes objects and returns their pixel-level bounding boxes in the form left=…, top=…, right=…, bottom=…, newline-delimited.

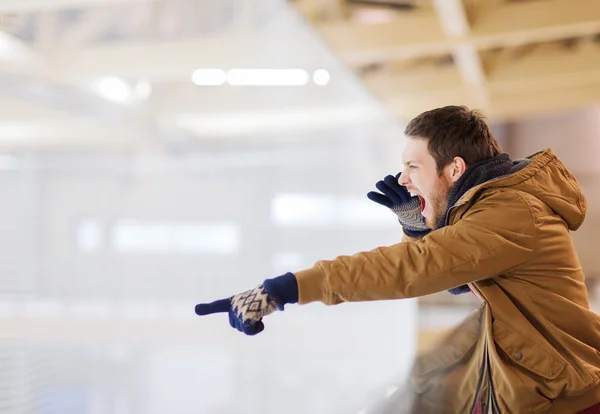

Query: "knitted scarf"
left=435, top=153, right=515, bottom=295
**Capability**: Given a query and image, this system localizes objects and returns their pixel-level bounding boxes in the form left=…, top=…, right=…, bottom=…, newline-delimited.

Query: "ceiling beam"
left=316, top=11, right=449, bottom=64
left=372, top=42, right=600, bottom=122
left=471, top=0, right=600, bottom=49
left=432, top=0, right=489, bottom=111
left=386, top=82, right=600, bottom=123
left=363, top=63, right=462, bottom=96
left=312, top=0, right=600, bottom=65
left=432, top=0, right=470, bottom=38
left=485, top=43, right=600, bottom=94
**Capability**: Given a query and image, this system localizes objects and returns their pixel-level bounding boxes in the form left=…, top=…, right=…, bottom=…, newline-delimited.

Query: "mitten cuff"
left=402, top=226, right=431, bottom=238
left=263, top=272, right=298, bottom=309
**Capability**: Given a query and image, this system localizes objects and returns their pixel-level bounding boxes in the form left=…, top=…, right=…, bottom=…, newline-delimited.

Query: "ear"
left=448, top=156, right=467, bottom=183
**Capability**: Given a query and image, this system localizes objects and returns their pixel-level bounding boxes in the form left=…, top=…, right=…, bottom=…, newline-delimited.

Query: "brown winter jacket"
left=294, top=149, right=600, bottom=413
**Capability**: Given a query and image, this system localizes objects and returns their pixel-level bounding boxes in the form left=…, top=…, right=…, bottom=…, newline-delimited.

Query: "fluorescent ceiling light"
left=192, top=69, right=227, bottom=86
left=312, top=69, right=330, bottom=86
left=191, top=68, right=312, bottom=86
left=227, top=69, right=309, bottom=86
left=91, top=76, right=133, bottom=105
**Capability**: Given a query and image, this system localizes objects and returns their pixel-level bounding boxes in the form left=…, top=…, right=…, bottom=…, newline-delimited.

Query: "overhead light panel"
left=227, top=69, right=308, bottom=86
left=91, top=76, right=133, bottom=105
left=191, top=68, right=328, bottom=86
left=313, top=69, right=330, bottom=86
left=191, top=69, right=227, bottom=86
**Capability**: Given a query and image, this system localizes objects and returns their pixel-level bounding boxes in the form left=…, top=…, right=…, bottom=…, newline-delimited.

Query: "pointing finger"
left=195, top=298, right=230, bottom=315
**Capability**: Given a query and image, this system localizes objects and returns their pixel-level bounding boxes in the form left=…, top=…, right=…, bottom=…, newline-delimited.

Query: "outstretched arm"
left=295, top=190, right=536, bottom=305
left=195, top=190, right=535, bottom=334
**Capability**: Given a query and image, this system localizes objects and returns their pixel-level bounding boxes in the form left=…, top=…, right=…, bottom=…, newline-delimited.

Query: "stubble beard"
left=424, top=176, right=453, bottom=229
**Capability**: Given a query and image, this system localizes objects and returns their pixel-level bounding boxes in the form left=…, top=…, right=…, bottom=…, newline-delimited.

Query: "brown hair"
left=404, top=105, right=502, bottom=174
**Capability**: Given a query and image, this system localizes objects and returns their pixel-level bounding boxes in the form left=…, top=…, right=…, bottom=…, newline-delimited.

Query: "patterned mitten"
left=367, top=172, right=430, bottom=237
left=195, top=273, right=298, bottom=335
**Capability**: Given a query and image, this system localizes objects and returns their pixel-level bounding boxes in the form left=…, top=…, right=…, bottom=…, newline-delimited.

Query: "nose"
left=398, top=170, right=411, bottom=186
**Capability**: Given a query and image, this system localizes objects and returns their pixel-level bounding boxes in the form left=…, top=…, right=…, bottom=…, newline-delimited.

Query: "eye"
left=409, top=165, right=417, bottom=170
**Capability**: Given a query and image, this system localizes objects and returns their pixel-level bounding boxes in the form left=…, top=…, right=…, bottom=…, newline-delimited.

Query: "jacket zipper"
left=470, top=339, right=500, bottom=414
left=471, top=340, right=488, bottom=413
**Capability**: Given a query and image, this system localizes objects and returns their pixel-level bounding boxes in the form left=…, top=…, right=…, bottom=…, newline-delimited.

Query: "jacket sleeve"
left=295, top=190, right=536, bottom=305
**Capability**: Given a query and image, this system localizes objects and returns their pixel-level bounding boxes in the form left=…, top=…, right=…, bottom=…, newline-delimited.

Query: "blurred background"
left=0, top=0, right=598, bottom=413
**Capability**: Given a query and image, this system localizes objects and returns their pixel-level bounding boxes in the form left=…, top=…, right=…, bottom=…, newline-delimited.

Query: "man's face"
left=398, top=138, right=455, bottom=229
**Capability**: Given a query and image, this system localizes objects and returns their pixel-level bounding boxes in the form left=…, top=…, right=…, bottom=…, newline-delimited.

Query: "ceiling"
left=0, top=0, right=597, bottom=149
left=0, top=0, right=391, bottom=149
left=294, top=0, right=600, bottom=121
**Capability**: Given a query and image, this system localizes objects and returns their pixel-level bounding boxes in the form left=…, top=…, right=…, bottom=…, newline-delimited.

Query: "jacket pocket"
left=492, top=317, right=567, bottom=400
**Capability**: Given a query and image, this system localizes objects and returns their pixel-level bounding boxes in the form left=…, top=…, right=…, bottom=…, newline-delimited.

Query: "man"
left=195, top=106, right=600, bottom=413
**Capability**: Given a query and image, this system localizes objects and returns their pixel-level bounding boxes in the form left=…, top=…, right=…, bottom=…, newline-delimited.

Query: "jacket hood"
left=462, top=149, right=587, bottom=231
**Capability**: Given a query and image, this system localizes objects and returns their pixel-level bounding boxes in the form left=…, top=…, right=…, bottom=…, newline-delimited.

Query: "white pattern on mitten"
left=391, top=196, right=429, bottom=233
left=230, top=284, right=279, bottom=327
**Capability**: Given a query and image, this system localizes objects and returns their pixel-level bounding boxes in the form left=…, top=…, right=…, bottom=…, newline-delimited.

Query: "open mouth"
left=418, top=195, right=426, bottom=213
